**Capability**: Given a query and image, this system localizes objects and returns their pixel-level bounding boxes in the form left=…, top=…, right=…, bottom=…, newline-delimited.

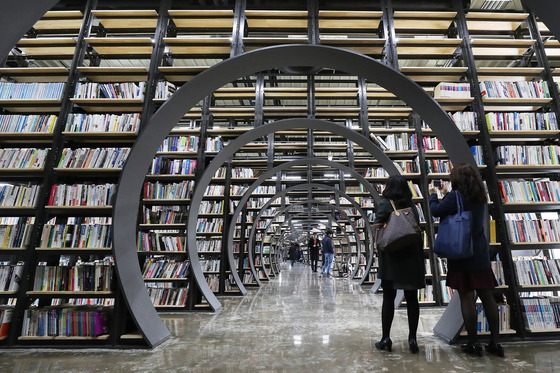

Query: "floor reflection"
left=1, top=263, right=560, bottom=373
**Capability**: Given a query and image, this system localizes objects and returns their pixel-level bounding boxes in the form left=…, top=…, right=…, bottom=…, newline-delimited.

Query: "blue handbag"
left=433, top=192, right=473, bottom=259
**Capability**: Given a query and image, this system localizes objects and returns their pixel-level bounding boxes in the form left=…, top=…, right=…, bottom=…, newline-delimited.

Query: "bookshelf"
left=3, top=0, right=560, bottom=349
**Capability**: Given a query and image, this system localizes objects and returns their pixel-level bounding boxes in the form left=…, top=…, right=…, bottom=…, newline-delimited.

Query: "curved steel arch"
left=254, top=199, right=373, bottom=278
left=226, top=155, right=385, bottom=295
left=112, top=45, right=478, bottom=343
left=247, top=189, right=372, bottom=282
left=248, top=198, right=366, bottom=284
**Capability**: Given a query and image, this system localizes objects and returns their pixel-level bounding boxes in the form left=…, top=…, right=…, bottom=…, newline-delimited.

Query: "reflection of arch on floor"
left=113, top=45, right=477, bottom=347
left=247, top=198, right=366, bottom=284
left=245, top=188, right=372, bottom=285
left=225, top=155, right=385, bottom=293
left=263, top=208, right=360, bottom=279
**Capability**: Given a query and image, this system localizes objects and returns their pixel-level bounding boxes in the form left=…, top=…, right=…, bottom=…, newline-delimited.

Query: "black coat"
left=429, top=190, right=491, bottom=272
left=374, top=198, right=425, bottom=289
left=308, top=238, right=320, bottom=259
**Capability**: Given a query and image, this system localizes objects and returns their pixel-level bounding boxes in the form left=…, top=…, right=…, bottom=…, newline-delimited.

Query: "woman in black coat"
left=429, top=163, right=503, bottom=357
left=374, top=175, right=425, bottom=354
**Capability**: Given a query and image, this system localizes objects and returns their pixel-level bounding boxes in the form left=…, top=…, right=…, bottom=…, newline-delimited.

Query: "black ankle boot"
left=485, top=343, right=505, bottom=357
left=408, top=338, right=419, bottom=354
left=461, top=342, right=483, bottom=356
left=375, top=337, right=392, bottom=352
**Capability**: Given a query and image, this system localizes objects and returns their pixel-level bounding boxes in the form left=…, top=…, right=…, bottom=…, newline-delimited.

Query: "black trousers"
left=310, top=253, right=319, bottom=272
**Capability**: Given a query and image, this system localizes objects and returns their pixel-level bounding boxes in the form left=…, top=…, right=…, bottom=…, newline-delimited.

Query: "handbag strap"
left=389, top=199, right=400, bottom=216
left=456, top=192, right=464, bottom=213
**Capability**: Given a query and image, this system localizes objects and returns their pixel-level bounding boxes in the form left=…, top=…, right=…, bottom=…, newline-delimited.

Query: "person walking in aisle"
left=429, top=163, right=504, bottom=357
left=374, top=175, right=425, bottom=354
left=289, top=242, right=298, bottom=267
left=320, top=229, right=334, bottom=278
left=308, top=233, right=321, bottom=272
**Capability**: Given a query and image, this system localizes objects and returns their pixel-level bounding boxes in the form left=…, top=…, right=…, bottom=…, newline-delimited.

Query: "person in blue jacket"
left=320, top=229, right=335, bottom=278
left=429, top=163, right=504, bottom=357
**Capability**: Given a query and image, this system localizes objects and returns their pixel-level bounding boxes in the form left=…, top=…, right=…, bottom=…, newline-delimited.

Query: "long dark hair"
left=382, top=175, right=412, bottom=204
left=450, top=163, right=487, bottom=203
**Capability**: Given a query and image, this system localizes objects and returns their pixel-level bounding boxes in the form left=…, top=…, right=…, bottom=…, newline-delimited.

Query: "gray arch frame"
left=226, top=155, right=385, bottom=295
left=248, top=197, right=366, bottom=284
left=110, top=45, right=477, bottom=342
left=247, top=187, right=372, bottom=283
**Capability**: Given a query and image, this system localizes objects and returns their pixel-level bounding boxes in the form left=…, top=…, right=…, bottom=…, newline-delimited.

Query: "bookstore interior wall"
left=1, top=0, right=560, bottom=348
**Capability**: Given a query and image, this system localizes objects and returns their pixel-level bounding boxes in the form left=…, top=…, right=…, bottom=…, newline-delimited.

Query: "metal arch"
left=249, top=200, right=359, bottom=284
left=226, top=155, right=385, bottom=295
left=248, top=188, right=372, bottom=281
left=253, top=199, right=367, bottom=281
left=112, top=44, right=479, bottom=337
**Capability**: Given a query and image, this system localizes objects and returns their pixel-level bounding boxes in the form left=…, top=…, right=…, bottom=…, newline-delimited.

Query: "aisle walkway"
left=1, top=264, right=560, bottom=372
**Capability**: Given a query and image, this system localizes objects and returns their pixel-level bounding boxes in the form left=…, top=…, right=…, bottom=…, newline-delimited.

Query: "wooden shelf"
left=19, top=335, right=110, bottom=341
left=319, top=38, right=386, bottom=55
left=145, top=174, right=196, bottom=180
left=53, top=167, right=122, bottom=173
left=0, top=67, right=69, bottom=83
left=400, top=67, right=467, bottom=83
left=36, top=247, right=111, bottom=252
left=245, top=10, right=308, bottom=30
left=477, top=67, right=544, bottom=81
left=0, top=99, right=62, bottom=113
left=85, top=38, right=154, bottom=56
left=396, top=38, right=461, bottom=56
left=318, top=10, right=382, bottom=31
left=14, top=38, right=76, bottom=57
left=26, top=291, right=114, bottom=296
left=143, top=278, right=188, bottom=281
left=154, top=304, right=187, bottom=309
left=471, top=39, right=536, bottom=58
left=466, top=12, right=528, bottom=33
left=32, top=11, right=84, bottom=32
left=393, top=11, right=456, bottom=32
left=77, top=67, right=148, bottom=82
left=70, top=98, right=144, bottom=112
left=92, top=10, right=158, bottom=30
left=158, top=66, right=208, bottom=82
left=164, top=37, right=231, bottom=56
left=489, top=130, right=560, bottom=138
left=168, top=10, right=233, bottom=30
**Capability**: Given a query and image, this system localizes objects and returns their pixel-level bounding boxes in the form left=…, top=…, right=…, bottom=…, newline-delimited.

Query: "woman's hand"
left=429, top=186, right=437, bottom=195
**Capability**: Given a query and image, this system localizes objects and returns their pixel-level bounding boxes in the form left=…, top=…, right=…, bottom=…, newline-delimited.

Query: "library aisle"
left=1, top=264, right=559, bottom=373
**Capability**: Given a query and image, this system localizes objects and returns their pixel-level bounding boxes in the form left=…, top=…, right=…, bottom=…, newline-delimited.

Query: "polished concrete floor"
left=1, top=263, right=560, bottom=372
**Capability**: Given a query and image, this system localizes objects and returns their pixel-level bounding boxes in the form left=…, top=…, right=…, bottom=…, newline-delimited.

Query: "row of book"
left=198, top=239, right=222, bottom=252
left=498, top=179, right=560, bottom=203
left=254, top=185, right=276, bottom=194
left=142, top=206, right=187, bottom=225
left=246, top=198, right=272, bottom=209
left=496, top=145, right=560, bottom=166
left=196, top=218, right=223, bottom=233
left=418, top=285, right=435, bottom=302
left=364, top=162, right=420, bottom=177
left=34, top=262, right=114, bottom=292
left=479, top=80, right=550, bottom=99
left=230, top=185, right=249, bottom=196
left=137, top=232, right=185, bottom=252
left=200, top=259, right=220, bottom=272
left=419, top=136, right=444, bottom=151
left=155, top=81, right=176, bottom=100
left=73, top=82, right=145, bottom=99
left=0, top=148, right=48, bottom=169
left=0, top=184, right=40, bottom=208
left=207, top=275, right=219, bottom=292
left=504, top=215, right=560, bottom=243
left=48, top=183, right=116, bottom=207
left=199, top=201, right=224, bottom=214
left=206, top=136, right=223, bottom=152
left=513, top=258, right=560, bottom=286
left=491, top=259, right=507, bottom=286
left=158, top=135, right=199, bottom=152
left=20, top=307, right=110, bottom=337
left=142, top=259, right=190, bottom=279
left=231, top=168, right=255, bottom=178
left=374, top=133, right=412, bottom=151
left=520, top=297, right=560, bottom=331
left=146, top=284, right=188, bottom=306
left=39, top=222, right=112, bottom=249
left=0, top=114, right=58, bottom=133
left=204, top=185, right=224, bottom=196
left=0, top=82, right=65, bottom=100
left=433, top=82, right=471, bottom=99
left=0, top=217, right=34, bottom=248
left=149, top=158, right=197, bottom=176
left=0, top=264, right=23, bottom=291
left=143, top=180, right=194, bottom=200
left=473, top=304, right=510, bottom=333
left=65, top=113, right=140, bottom=133
left=425, top=159, right=451, bottom=174
left=449, top=111, right=478, bottom=131
left=486, top=112, right=558, bottom=131
left=57, top=148, right=130, bottom=169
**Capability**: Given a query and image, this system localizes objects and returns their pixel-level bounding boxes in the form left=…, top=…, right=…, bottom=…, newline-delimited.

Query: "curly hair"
left=450, top=163, right=487, bottom=203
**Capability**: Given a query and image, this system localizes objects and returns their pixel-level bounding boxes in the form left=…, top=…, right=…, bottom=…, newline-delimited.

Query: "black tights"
left=458, top=289, right=500, bottom=345
left=381, top=286, right=420, bottom=341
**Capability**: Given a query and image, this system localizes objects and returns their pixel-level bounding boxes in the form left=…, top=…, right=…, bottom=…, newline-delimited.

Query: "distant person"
left=308, top=233, right=321, bottom=272
left=320, top=229, right=334, bottom=278
left=429, top=163, right=504, bottom=357
left=289, top=242, right=298, bottom=266
left=374, top=175, right=424, bottom=354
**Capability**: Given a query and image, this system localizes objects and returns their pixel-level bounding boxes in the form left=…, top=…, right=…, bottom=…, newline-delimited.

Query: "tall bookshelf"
left=2, top=0, right=560, bottom=348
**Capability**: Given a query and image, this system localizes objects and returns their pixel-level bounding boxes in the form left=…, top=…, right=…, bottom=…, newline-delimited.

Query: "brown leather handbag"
left=374, top=200, right=421, bottom=254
